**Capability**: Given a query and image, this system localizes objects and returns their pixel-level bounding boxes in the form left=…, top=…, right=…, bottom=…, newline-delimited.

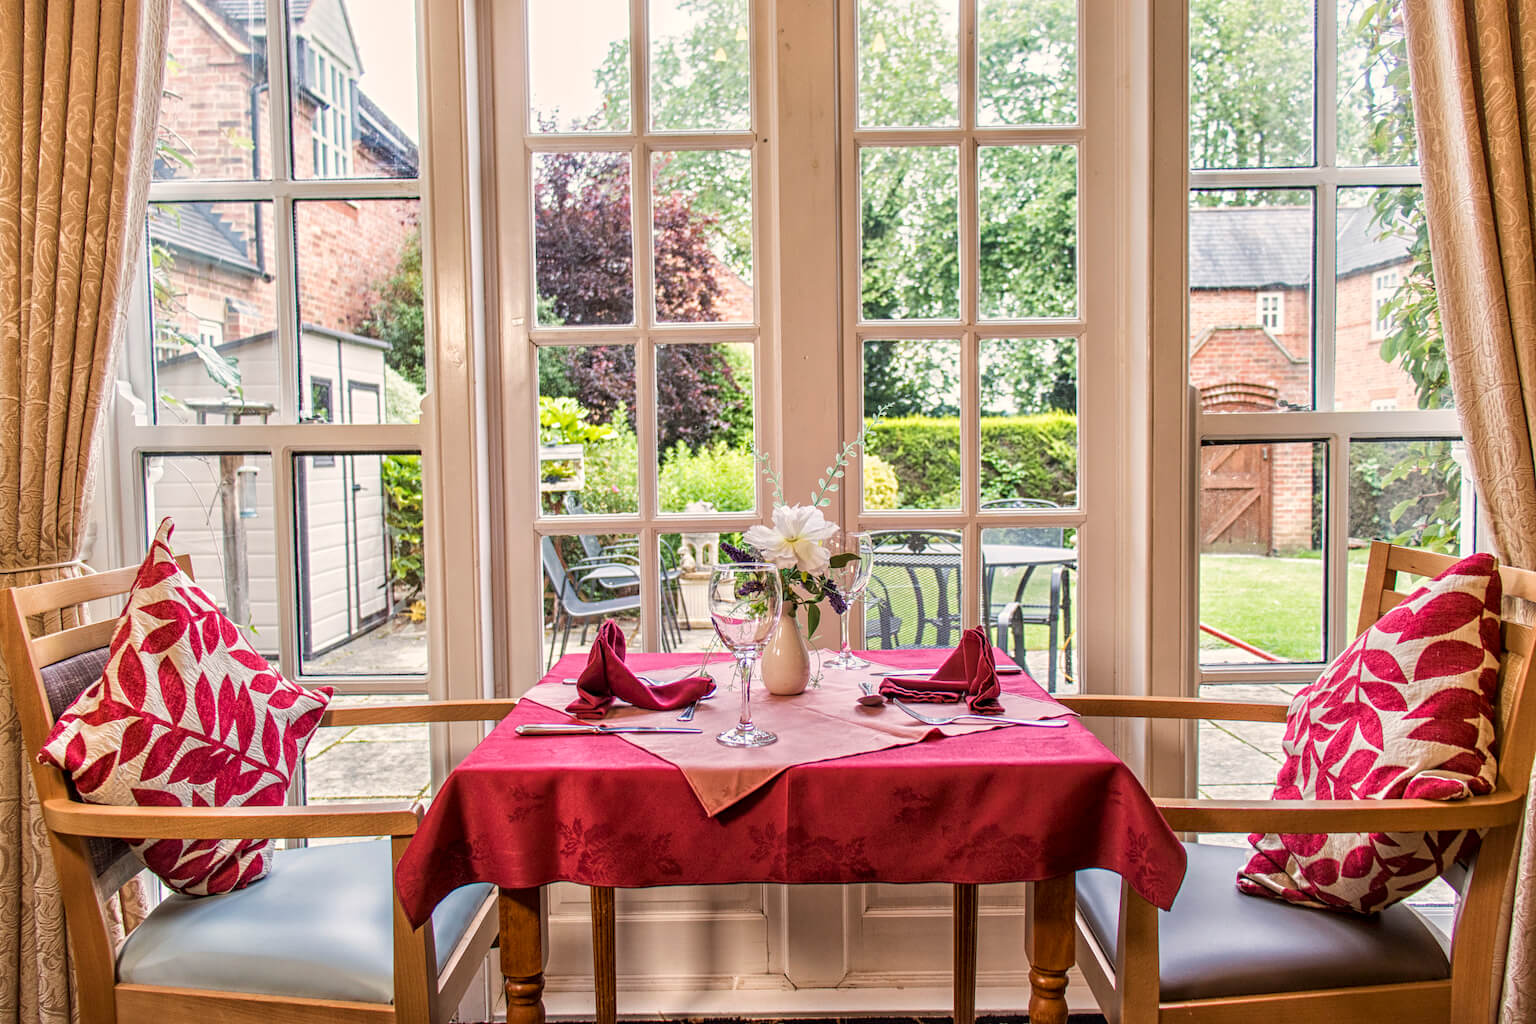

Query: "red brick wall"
left=1334, top=263, right=1420, bottom=411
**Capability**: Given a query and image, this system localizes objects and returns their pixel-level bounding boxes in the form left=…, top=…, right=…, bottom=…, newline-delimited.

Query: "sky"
left=349, top=0, right=421, bottom=140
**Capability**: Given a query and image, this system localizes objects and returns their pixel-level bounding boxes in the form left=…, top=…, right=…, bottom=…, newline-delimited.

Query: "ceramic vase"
left=761, top=607, right=811, bottom=695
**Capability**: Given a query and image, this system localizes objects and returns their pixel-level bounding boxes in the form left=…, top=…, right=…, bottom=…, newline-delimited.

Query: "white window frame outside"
left=309, top=43, right=354, bottom=179
left=1256, top=289, right=1283, bottom=332
left=1372, top=266, right=1399, bottom=339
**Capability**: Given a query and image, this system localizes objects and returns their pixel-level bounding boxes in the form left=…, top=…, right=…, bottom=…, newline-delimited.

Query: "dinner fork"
left=890, top=699, right=1069, bottom=728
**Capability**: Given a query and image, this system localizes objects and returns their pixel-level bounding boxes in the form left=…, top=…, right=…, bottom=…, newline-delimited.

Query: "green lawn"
left=1199, top=550, right=1369, bottom=662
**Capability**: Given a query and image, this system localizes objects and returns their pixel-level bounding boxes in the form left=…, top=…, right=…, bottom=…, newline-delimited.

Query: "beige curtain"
left=1402, top=0, right=1536, bottom=1018
left=0, top=1, right=167, bottom=1021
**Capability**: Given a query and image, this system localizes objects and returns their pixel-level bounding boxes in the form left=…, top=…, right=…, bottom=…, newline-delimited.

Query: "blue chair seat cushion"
left=117, top=839, right=492, bottom=1004
left=1077, top=841, right=1449, bottom=1002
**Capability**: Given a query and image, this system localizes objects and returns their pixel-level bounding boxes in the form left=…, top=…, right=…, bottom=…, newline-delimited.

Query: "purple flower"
left=825, top=580, right=847, bottom=615
left=720, top=540, right=757, bottom=563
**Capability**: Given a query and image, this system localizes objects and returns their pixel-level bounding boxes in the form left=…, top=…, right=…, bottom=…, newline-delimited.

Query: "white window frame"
left=1372, top=267, right=1399, bottom=339
left=1256, top=289, right=1283, bottom=332
left=309, top=43, right=354, bottom=179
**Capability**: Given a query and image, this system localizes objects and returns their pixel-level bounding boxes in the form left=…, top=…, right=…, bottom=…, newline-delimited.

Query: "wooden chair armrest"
left=321, top=698, right=521, bottom=727
left=42, top=797, right=422, bottom=840
left=1156, top=789, right=1525, bottom=833
left=1057, top=694, right=1289, bottom=722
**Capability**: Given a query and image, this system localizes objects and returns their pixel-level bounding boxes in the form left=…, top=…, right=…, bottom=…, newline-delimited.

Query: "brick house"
left=1189, top=204, right=1415, bottom=553
left=140, top=0, right=420, bottom=658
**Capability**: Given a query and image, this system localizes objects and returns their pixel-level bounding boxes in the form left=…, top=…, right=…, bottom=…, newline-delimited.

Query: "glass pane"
left=157, top=2, right=268, bottom=180
left=1198, top=441, right=1326, bottom=665
left=1344, top=439, right=1464, bottom=628
left=976, top=0, right=1077, bottom=126
left=1334, top=187, right=1445, bottom=411
left=1189, top=190, right=1314, bottom=412
left=658, top=343, right=755, bottom=513
left=535, top=152, right=634, bottom=326
left=539, top=345, right=639, bottom=515
left=148, top=201, right=281, bottom=424
left=863, top=339, right=961, bottom=510
left=861, top=147, right=960, bottom=320
left=304, top=693, right=431, bottom=842
left=543, top=532, right=646, bottom=668
left=658, top=536, right=714, bottom=651
left=865, top=530, right=964, bottom=649
left=289, top=0, right=419, bottom=179
left=1337, top=0, right=1417, bottom=166
left=528, top=0, right=630, bottom=132
left=295, top=452, right=425, bottom=676
left=142, top=454, right=275, bottom=652
left=979, top=145, right=1078, bottom=319
left=652, top=150, right=753, bottom=323
left=294, top=198, right=425, bottom=410
left=857, top=0, right=959, bottom=127
left=649, top=0, right=750, bottom=132
left=979, top=338, right=1078, bottom=506
left=981, top=526, right=1077, bottom=693
left=1189, top=0, right=1315, bottom=168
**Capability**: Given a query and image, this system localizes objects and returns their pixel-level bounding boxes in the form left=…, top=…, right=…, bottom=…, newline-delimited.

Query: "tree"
left=357, top=228, right=427, bottom=388
left=1188, top=0, right=1314, bottom=171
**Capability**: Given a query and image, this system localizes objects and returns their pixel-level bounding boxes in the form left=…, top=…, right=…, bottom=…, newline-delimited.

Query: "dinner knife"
left=516, top=723, right=704, bottom=735
left=877, top=665, right=1024, bottom=678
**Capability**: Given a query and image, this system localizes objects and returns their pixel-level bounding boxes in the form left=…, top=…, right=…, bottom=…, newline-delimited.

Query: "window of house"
left=1373, top=267, right=1400, bottom=339
left=309, top=46, right=354, bottom=179
left=1256, top=291, right=1283, bottom=332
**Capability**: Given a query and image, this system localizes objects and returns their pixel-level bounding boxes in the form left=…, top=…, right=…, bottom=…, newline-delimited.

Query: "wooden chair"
left=1059, top=541, right=1536, bottom=1024
left=0, top=557, right=521, bottom=1024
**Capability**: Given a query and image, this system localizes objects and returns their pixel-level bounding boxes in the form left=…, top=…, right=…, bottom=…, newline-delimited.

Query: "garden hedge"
left=864, top=412, right=1078, bottom=507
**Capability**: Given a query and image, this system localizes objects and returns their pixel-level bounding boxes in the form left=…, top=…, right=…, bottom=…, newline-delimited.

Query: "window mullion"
left=1315, top=183, right=1337, bottom=411
left=1317, top=0, right=1338, bottom=171
left=1327, top=432, right=1352, bottom=658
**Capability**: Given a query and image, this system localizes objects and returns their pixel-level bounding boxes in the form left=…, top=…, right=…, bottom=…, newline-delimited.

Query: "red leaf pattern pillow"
left=38, top=520, right=332, bottom=896
left=1238, top=552, right=1502, bottom=913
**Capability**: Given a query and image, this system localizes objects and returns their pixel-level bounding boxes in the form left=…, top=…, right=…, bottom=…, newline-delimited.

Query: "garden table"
left=394, top=649, right=1184, bottom=1024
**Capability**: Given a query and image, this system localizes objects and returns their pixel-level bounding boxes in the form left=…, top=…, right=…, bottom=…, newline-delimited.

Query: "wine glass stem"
left=738, top=652, right=754, bottom=729
left=839, top=611, right=852, bottom=657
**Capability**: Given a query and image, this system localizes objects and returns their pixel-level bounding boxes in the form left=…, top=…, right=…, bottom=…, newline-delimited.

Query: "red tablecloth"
left=395, top=650, right=1186, bottom=927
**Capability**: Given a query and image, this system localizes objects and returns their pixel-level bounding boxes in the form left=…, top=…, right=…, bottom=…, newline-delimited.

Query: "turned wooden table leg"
left=499, top=886, right=545, bottom=1024
left=953, top=882, right=979, bottom=1024
left=1025, top=874, right=1075, bottom=1024
left=592, top=886, right=617, bottom=1024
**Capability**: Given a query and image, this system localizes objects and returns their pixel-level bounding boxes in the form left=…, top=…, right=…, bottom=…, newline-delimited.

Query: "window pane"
left=529, top=0, right=630, bottom=132
left=658, top=343, right=755, bottom=513
left=535, top=152, right=635, bottom=326
left=979, top=338, right=1078, bottom=506
left=294, top=199, right=424, bottom=411
left=649, top=0, right=750, bottom=132
left=156, top=1, right=268, bottom=180
left=289, top=0, right=419, bottom=179
left=1189, top=0, right=1315, bottom=168
left=543, top=533, right=647, bottom=668
left=1334, top=188, right=1445, bottom=411
left=142, top=454, right=275, bottom=653
left=863, top=339, right=961, bottom=510
left=1189, top=190, right=1314, bottom=413
left=976, top=0, right=1077, bottom=126
left=296, top=452, right=425, bottom=676
left=148, top=201, right=281, bottom=424
left=865, top=530, right=964, bottom=649
left=979, top=145, right=1078, bottom=319
left=539, top=345, right=639, bottom=515
left=861, top=147, right=959, bottom=320
left=303, top=694, right=431, bottom=839
left=1344, top=439, right=1464, bottom=628
left=1337, top=0, right=1417, bottom=166
left=981, top=526, right=1077, bottom=693
left=1199, top=441, right=1325, bottom=665
left=857, top=0, right=959, bottom=128
left=652, top=150, right=753, bottom=323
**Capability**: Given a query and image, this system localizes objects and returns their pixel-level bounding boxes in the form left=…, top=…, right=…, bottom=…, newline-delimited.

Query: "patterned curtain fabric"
left=1402, top=0, right=1536, bottom=1018
left=0, top=1, right=168, bottom=1021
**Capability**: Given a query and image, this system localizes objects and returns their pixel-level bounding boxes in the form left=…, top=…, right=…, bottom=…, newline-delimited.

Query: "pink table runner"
left=519, top=656, right=1072, bottom=816
left=395, top=650, right=1186, bottom=927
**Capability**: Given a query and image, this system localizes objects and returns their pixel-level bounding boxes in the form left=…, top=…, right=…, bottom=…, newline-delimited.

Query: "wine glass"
left=708, top=562, right=783, bottom=748
left=823, top=533, right=875, bottom=670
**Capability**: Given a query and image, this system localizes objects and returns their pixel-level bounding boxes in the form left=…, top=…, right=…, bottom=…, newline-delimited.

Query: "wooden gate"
left=1199, top=383, right=1278, bottom=553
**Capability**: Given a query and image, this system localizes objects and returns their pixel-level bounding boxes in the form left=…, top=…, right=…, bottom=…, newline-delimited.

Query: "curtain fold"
left=1402, top=0, right=1536, bottom=1018
left=0, top=1, right=167, bottom=1021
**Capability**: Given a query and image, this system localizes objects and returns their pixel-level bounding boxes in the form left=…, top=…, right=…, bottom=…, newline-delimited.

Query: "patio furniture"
left=542, top=536, right=658, bottom=668
left=563, top=493, right=690, bottom=647
left=0, top=558, right=517, bottom=1024
left=1063, top=540, right=1536, bottom=1023
left=981, top=498, right=1074, bottom=690
left=868, top=529, right=964, bottom=648
left=863, top=574, right=905, bottom=649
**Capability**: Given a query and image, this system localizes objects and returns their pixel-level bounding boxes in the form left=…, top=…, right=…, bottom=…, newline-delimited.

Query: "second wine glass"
left=823, top=532, right=875, bottom=670
left=708, top=562, right=783, bottom=748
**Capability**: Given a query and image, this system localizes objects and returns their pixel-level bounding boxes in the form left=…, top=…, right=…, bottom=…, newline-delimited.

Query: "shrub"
left=381, top=454, right=424, bottom=605
left=659, top=442, right=755, bottom=512
left=574, top=421, right=640, bottom=515
left=863, top=454, right=899, bottom=509
left=863, top=413, right=1077, bottom=508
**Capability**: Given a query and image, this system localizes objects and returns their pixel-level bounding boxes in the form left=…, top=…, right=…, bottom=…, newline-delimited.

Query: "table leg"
left=953, top=882, right=978, bottom=1024
left=499, top=886, right=545, bottom=1024
left=592, top=886, right=617, bottom=1024
left=1025, top=874, right=1075, bottom=1024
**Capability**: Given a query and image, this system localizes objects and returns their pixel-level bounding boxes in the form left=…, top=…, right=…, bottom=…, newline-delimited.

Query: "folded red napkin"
left=565, top=621, right=716, bottom=719
left=877, top=626, right=1005, bottom=714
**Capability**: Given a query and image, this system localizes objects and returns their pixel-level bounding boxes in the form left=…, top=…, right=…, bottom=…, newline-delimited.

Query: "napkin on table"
left=876, top=626, right=1004, bottom=714
left=565, top=620, right=716, bottom=719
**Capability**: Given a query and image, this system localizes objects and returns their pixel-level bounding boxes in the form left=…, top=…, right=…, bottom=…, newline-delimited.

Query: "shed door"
left=346, top=382, right=389, bottom=627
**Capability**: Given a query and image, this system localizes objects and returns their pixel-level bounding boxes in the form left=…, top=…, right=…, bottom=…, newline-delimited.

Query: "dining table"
left=394, top=648, right=1185, bottom=1024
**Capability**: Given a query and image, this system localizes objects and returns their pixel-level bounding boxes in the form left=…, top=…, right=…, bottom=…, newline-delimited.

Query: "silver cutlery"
left=876, top=665, right=1023, bottom=679
left=677, top=694, right=713, bottom=721
left=856, top=681, right=886, bottom=707
left=516, top=723, right=704, bottom=735
left=889, top=699, right=1069, bottom=729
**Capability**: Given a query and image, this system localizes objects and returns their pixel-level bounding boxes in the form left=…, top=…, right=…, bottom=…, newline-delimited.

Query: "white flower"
left=745, top=504, right=838, bottom=574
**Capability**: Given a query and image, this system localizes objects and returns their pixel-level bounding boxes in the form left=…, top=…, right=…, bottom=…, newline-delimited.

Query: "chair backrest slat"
left=33, top=618, right=119, bottom=667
